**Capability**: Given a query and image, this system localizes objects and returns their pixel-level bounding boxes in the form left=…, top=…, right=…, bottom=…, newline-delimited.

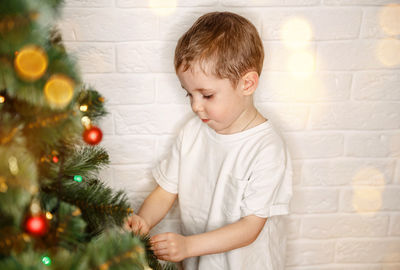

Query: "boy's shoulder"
left=176, top=115, right=202, bottom=140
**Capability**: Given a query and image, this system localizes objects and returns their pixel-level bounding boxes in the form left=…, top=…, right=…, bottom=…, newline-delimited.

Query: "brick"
left=302, top=159, right=396, bottom=186
left=84, top=74, right=155, bottom=105
left=64, top=42, right=115, bottom=73
left=352, top=71, right=400, bottom=101
left=255, top=72, right=351, bottom=102
left=286, top=265, right=383, bottom=270
left=301, top=214, right=389, bottom=238
left=59, top=9, right=158, bottom=41
left=261, top=8, right=361, bottom=41
left=222, top=0, right=320, bottom=6
left=316, top=40, right=399, bottom=70
left=111, top=165, right=156, bottom=192
left=292, top=161, right=302, bottom=186
left=116, top=42, right=176, bottom=73
left=264, top=42, right=317, bottom=72
left=117, top=0, right=217, bottom=7
left=285, top=216, right=301, bottom=240
left=64, top=0, right=113, bottom=7
left=156, top=74, right=188, bottom=104
left=290, top=188, right=338, bottom=213
left=286, top=240, right=335, bottom=266
left=345, top=132, right=400, bottom=157
left=155, top=135, right=177, bottom=160
left=324, top=0, right=397, bottom=6
left=98, top=167, right=114, bottom=186
left=257, top=103, right=309, bottom=131
left=336, top=239, right=400, bottom=263
left=102, top=135, right=155, bottom=164
left=360, top=7, right=400, bottom=38
left=114, top=105, right=192, bottom=135
left=98, top=110, right=115, bottom=135
left=309, top=102, right=400, bottom=130
left=340, top=186, right=400, bottom=213
left=389, top=214, right=400, bottom=236
left=285, top=132, right=344, bottom=159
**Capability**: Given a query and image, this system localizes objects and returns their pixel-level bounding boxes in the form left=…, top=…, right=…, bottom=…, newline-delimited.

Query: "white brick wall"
left=58, top=0, right=400, bottom=268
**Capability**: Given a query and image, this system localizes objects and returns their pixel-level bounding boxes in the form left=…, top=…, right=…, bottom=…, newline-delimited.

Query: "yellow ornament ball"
left=44, top=75, right=74, bottom=108
left=14, top=45, right=48, bottom=81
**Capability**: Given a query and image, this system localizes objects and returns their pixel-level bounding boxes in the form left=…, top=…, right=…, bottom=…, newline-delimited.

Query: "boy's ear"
left=241, top=71, right=259, bottom=96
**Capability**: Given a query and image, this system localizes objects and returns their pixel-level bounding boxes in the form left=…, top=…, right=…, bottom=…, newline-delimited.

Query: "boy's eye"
left=203, top=94, right=213, bottom=99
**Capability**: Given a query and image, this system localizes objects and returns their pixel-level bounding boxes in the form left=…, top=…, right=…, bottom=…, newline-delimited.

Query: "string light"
left=81, top=116, right=91, bottom=128
left=73, top=175, right=83, bottom=182
left=45, top=212, right=53, bottom=220
left=41, top=256, right=52, bottom=266
left=0, top=95, right=5, bottom=103
left=52, top=156, right=59, bottom=163
left=79, top=104, right=88, bottom=112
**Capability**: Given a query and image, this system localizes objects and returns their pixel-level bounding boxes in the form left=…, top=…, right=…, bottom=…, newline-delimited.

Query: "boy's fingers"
left=151, top=241, right=168, bottom=250
left=150, top=233, right=167, bottom=243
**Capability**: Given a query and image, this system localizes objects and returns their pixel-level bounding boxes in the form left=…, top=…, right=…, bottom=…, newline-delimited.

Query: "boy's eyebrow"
left=181, top=85, right=213, bottom=92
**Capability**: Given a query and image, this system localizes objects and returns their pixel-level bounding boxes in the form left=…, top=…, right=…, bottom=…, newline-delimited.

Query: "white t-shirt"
left=152, top=116, right=293, bottom=270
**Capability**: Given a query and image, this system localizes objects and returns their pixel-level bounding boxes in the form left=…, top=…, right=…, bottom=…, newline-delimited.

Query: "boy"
left=125, top=11, right=293, bottom=270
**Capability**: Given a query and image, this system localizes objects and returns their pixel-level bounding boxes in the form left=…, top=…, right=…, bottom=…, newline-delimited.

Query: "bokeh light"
left=281, top=18, right=313, bottom=49
left=376, top=38, right=400, bottom=67
left=288, top=51, right=315, bottom=79
left=352, top=167, right=385, bottom=215
left=149, top=0, right=177, bottom=16
left=379, top=3, right=400, bottom=36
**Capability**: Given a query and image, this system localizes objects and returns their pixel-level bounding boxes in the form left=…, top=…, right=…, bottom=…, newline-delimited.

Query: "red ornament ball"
left=25, top=215, right=48, bottom=237
left=83, top=126, right=103, bottom=145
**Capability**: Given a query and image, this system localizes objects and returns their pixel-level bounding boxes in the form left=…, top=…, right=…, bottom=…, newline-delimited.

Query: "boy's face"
left=177, top=62, right=251, bottom=134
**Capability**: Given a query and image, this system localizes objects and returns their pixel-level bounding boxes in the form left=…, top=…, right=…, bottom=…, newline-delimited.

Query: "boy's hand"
left=150, top=232, right=189, bottom=262
left=123, top=214, right=150, bottom=235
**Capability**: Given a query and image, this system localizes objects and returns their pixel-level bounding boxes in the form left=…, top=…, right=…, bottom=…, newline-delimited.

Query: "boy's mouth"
left=201, top=119, right=209, bottom=123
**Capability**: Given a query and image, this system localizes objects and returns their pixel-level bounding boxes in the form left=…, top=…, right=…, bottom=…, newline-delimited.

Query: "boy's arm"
left=150, top=215, right=267, bottom=262
left=125, top=185, right=177, bottom=234
left=138, top=185, right=178, bottom=229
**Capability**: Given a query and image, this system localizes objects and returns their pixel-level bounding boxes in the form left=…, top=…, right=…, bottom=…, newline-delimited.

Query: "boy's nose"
left=191, top=99, right=203, bottom=113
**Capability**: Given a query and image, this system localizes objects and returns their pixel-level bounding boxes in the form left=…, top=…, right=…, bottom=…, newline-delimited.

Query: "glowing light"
left=379, top=4, right=400, bottom=36
left=41, top=256, right=51, bottom=266
left=8, top=156, right=19, bottom=175
left=288, top=51, right=315, bottom=79
left=352, top=167, right=385, bottom=186
left=148, top=0, right=177, bottom=16
left=376, top=38, right=400, bottom=67
left=80, top=104, right=88, bottom=112
left=45, top=212, right=53, bottom=220
left=81, top=116, right=91, bottom=128
left=0, top=177, right=8, bottom=193
left=0, top=95, right=5, bottom=103
left=52, top=156, right=59, bottom=163
left=352, top=187, right=383, bottom=214
left=352, top=167, right=385, bottom=215
left=281, top=18, right=312, bottom=49
left=74, top=175, right=83, bottom=182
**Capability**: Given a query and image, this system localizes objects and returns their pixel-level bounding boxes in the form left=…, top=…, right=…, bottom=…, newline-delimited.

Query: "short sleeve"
left=240, top=149, right=293, bottom=218
left=151, top=131, right=183, bottom=194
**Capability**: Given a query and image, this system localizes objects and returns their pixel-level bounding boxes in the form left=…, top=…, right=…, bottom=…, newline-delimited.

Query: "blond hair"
left=174, top=11, right=264, bottom=86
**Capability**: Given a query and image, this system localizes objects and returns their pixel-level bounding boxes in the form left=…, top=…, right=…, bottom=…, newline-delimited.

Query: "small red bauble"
left=52, top=156, right=59, bottom=163
left=25, top=215, right=48, bottom=237
left=83, top=126, right=103, bottom=145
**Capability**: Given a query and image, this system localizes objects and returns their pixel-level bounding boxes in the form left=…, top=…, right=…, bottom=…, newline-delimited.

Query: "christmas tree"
left=0, top=0, right=175, bottom=269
